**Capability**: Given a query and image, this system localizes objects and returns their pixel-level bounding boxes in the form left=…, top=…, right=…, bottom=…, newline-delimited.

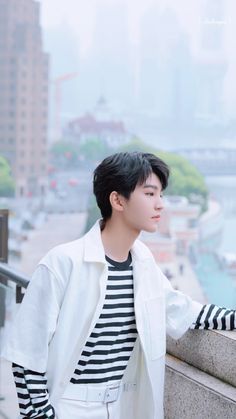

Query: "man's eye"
left=145, top=192, right=154, bottom=196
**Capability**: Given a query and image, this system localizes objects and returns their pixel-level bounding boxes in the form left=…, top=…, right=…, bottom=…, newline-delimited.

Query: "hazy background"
left=39, top=0, right=236, bottom=148
left=1, top=3, right=236, bottom=417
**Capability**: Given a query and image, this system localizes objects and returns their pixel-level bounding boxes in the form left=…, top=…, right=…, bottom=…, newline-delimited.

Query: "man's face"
left=120, top=172, right=164, bottom=234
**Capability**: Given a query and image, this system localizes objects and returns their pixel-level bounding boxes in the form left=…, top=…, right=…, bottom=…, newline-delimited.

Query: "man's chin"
left=144, top=225, right=158, bottom=233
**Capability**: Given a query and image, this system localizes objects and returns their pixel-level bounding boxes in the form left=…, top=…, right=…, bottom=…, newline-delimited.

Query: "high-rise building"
left=138, top=5, right=194, bottom=121
left=84, top=0, right=133, bottom=109
left=0, top=0, right=49, bottom=197
left=195, top=0, right=227, bottom=119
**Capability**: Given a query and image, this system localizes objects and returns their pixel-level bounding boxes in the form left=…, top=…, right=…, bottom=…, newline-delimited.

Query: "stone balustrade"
left=164, top=330, right=236, bottom=419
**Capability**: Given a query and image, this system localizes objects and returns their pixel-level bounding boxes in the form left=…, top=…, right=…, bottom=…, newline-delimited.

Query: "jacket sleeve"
left=161, top=270, right=203, bottom=339
left=12, top=363, right=55, bottom=418
left=1, top=264, right=65, bottom=373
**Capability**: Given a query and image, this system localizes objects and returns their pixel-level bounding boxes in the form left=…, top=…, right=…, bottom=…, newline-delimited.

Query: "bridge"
left=174, top=148, right=236, bottom=176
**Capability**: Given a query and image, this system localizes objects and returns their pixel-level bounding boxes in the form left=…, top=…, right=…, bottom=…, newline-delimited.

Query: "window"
left=13, top=23, right=27, bottom=52
left=9, top=83, right=16, bottom=92
left=9, top=98, right=16, bottom=105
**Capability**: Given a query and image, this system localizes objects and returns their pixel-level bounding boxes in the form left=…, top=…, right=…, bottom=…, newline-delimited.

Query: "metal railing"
left=0, top=262, right=29, bottom=303
left=0, top=262, right=29, bottom=418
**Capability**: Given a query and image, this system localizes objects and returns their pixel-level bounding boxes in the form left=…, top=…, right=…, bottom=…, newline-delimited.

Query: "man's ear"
left=109, top=191, right=125, bottom=212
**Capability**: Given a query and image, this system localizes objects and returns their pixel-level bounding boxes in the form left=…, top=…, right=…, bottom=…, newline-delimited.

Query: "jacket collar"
left=83, top=220, right=106, bottom=263
left=83, top=219, right=152, bottom=264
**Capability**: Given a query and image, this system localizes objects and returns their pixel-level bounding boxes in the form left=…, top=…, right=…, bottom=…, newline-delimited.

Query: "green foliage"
left=79, top=137, right=112, bottom=162
left=117, top=136, right=147, bottom=153
left=0, top=156, right=15, bottom=197
left=157, top=151, right=208, bottom=209
left=51, top=140, right=79, bottom=155
left=50, top=138, right=114, bottom=168
left=119, top=140, right=208, bottom=209
left=50, top=141, right=79, bottom=167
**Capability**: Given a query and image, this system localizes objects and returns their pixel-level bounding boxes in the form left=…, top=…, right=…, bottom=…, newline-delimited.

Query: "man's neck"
left=101, top=218, right=139, bottom=262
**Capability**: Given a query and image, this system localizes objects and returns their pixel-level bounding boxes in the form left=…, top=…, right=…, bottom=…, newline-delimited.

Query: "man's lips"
left=152, top=215, right=161, bottom=220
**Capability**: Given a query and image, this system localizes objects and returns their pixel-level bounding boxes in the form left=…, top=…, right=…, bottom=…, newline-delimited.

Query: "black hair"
left=93, top=151, right=169, bottom=221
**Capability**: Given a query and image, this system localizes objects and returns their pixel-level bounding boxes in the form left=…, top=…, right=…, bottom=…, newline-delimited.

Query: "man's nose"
left=155, top=196, right=164, bottom=210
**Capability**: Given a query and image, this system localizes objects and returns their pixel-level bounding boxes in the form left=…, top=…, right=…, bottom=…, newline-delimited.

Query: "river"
left=206, top=175, right=236, bottom=252
left=195, top=176, right=236, bottom=307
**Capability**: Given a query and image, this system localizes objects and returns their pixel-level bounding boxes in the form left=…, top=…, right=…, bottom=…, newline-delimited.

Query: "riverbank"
left=159, top=255, right=207, bottom=304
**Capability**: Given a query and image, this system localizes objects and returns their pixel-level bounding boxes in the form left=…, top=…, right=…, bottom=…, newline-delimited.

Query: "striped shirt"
left=12, top=364, right=55, bottom=419
left=190, top=303, right=236, bottom=330
left=12, top=279, right=236, bottom=418
left=71, top=252, right=138, bottom=385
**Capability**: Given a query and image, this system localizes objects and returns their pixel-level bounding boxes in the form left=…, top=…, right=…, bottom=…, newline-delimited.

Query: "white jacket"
left=2, top=220, right=202, bottom=419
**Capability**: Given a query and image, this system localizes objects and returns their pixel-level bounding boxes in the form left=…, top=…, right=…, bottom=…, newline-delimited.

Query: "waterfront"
left=194, top=252, right=236, bottom=307
left=194, top=176, right=236, bottom=307
left=206, top=175, right=236, bottom=253
left=220, top=217, right=236, bottom=253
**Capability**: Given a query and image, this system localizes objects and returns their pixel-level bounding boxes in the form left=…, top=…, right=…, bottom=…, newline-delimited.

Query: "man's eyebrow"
left=143, top=184, right=161, bottom=190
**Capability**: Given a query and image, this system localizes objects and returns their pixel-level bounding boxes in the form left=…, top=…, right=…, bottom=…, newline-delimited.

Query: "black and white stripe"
left=12, top=297, right=236, bottom=415
left=70, top=253, right=138, bottom=385
left=192, top=304, right=236, bottom=330
left=12, top=363, right=55, bottom=418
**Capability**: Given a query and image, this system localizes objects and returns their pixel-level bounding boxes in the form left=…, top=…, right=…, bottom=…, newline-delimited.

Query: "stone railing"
left=165, top=329, right=236, bottom=419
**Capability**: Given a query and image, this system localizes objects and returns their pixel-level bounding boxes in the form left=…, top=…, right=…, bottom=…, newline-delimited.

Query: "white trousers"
left=56, top=397, right=118, bottom=419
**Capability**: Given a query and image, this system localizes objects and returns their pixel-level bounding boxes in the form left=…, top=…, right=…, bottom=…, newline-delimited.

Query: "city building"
left=84, top=0, right=133, bottom=109
left=0, top=0, right=49, bottom=197
left=141, top=195, right=201, bottom=264
left=198, top=199, right=224, bottom=251
left=65, top=97, right=130, bottom=149
left=194, top=0, right=227, bottom=121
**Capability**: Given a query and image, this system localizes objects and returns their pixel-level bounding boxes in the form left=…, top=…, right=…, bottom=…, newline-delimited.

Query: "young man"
left=2, top=152, right=236, bottom=419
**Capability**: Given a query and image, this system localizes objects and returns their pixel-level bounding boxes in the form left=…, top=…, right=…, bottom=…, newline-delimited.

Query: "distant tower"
left=138, top=5, right=194, bottom=121
left=138, top=2, right=162, bottom=113
left=87, top=0, right=133, bottom=108
left=0, top=0, right=49, bottom=197
left=196, top=0, right=227, bottom=119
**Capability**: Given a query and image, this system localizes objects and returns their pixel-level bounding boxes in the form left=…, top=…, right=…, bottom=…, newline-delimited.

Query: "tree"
left=79, top=137, right=112, bottom=162
left=117, top=136, right=147, bottom=153
left=50, top=140, right=79, bottom=168
left=157, top=151, right=208, bottom=203
left=118, top=140, right=208, bottom=210
left=0, top=156, right=15, bottom=197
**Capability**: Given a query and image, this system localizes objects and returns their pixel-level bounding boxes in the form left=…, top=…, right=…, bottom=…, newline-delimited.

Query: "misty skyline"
left=39, top=0, right=236, bottom=148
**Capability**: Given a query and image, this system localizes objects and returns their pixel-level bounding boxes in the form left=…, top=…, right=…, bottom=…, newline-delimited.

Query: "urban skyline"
left=1, top=0, right=236, bottom=199
left=39, top=0, right=236, bottom=149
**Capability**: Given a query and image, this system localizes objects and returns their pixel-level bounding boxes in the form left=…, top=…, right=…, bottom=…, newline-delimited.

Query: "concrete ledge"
left=165, top=354, right=236, bottom=419
left=167, top=329, right=236, bottom=387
